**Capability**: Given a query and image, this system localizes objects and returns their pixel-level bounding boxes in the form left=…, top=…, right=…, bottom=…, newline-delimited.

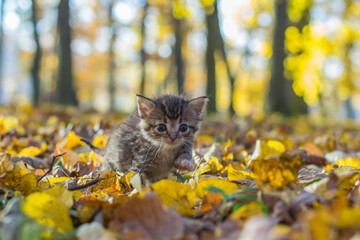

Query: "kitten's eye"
left=157, top=124, right=167, bottom=132
left=179, top=124, right=188, bottom=132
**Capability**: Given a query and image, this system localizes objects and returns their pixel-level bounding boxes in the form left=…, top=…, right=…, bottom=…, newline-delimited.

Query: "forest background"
left=1, top=0, right=359, bottom=118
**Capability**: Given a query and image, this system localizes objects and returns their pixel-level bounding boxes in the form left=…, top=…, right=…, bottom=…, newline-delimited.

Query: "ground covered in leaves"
left=2, top=105, right=360, bottom=239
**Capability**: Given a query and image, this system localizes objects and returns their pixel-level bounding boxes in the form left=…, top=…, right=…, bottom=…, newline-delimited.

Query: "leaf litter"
left=2, top=106, right=360, bottom=239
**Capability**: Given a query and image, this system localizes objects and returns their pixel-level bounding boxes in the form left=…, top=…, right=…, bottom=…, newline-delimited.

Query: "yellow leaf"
left=46, top=177, right=73, bottom=187
left=222, top=140, right=233, bottom=153
left=125, top=172, right=136, bottom=187
left=45, top=184, right=74, bottom=209
left=92, top=135, right=108, bottom=148
left=77, top=205, right=96, bottom=223
left=152, top=179, right=197, bottom=216
left=90, top=171, right=116, bottom=192
left=78, top=152, right=90, bottom=162
left=0, top=116, right=24, bottom=134
left=103, top=178, right=124, bottom=195
left=227, top=165, right=253, bottom=181
left=22, top=186, right=74, bottom=234
left=183, top=163, right=211, bottom=178
left=283, top=137, right=294, bottom=150
left=222, top=152, right=234, bottom=165
left=196, top=178, right=237, bottom=199
left=0, top=153, right=15, bottom=173
left=231, top=202, right=264, bottom=220
left=208, top=156, right=223, bottom=173
left=338, top=208, right=360, bottom=229
left=198, top=134, right=216, bottom=143
left=323, top=164, right=334, bottom=172
left=90, top=152, right=103, bottom=166
left=0, top=154, right=37, bottom=195
left=267, top=140, right=286, bottom=153
left=308, top=207, right=335, bottom=240
left=337, top=157, right=360, bottom=168
left=62, top=131, right=83, bottom=149
left=251, top=140, right=285, bottom=161
left=17, top=146, right=43, bottom=157
left=249, top=150, right=302, bottom=190
left=46, top=115, right=59, bottom=126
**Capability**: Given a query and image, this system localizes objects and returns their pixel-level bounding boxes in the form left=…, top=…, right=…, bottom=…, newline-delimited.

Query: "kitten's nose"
left=169, top=132, right=177, bottom=142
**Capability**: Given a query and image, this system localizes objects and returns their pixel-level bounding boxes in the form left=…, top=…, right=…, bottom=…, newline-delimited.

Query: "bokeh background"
left=1, top=0, right=360, bottom=119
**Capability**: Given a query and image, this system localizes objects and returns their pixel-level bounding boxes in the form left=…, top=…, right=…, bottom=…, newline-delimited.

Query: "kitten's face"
left=137, top=95, right=208, bottom=147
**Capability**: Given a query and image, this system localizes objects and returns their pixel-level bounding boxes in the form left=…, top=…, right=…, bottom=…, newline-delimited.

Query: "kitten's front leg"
left=174, top=153, right=195, bottom=171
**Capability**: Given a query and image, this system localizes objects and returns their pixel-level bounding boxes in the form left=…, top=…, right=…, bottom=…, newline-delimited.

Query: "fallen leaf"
left=61, top=131, right=83, bottom=150
left=109, top=193, right=184, bottom=240
left=304, top=142, right=324, bottom=157
left=227, top=165, right=253, bottom=181
left=92, top=135, right=108, bottom=148
left=337, top=157, right=360, bottom=168
left=22, top=185, right=74, bottom=234
left=196, top=178, right=238, bottom=199
left=152, top=179, right=197, bottom=216
left=0, top=154, right=37, bottom=195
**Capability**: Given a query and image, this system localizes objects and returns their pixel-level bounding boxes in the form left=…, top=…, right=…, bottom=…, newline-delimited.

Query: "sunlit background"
left=1, top=0, right=360, bottom=119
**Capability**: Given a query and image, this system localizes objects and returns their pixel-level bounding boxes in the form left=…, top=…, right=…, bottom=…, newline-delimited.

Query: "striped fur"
left=102, top=94, right=208, bottom=182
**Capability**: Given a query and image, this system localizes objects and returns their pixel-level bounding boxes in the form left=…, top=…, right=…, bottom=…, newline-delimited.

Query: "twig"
left=67, top=178, right=104, bottom=191
left=12, top=156, right=49, bottom=169
left=37, top=152, right=66, bottom=183
left=80, top=138, right=105, bottom=156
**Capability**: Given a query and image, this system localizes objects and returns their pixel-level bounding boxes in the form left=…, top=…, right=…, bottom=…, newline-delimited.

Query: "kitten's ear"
left=136, top=95, right=156, bottom=118
left=188, top=96, right=208, bottom=120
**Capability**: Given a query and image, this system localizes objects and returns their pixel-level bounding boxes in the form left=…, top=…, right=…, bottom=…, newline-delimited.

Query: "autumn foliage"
left=2, top=105, right=360, bottom=239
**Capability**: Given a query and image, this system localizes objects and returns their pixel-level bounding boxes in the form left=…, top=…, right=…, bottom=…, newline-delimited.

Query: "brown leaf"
left=109, top=193, right=184, bottom=240
left=71, top=161, right=93, bottom=177
left=304, top=142, right=324, bottom=157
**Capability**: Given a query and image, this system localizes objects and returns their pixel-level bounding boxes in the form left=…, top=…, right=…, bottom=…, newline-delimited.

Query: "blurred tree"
left=204, top=0, right=236, bottom=114
left=108, top=0, right=116, bottom=110
left=218, top=28, right=235, bottom=116
left=0, top=0, right=4, bottom=101
left=56, top=0, right=77, bottom=105
left=205, top=7, right=217, bottom=113
left=31, top=0, right=41, bottom=106
left=342, top=0, right=355, bottom=119
left=174, top=17, right=184, bottom=94
left=268, top=0, right=307, bottom=115
left=140, top=1, right=148, bottom=95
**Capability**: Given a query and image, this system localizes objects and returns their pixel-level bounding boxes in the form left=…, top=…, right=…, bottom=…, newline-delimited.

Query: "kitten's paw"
left=177, top=159, right=195, bottom=171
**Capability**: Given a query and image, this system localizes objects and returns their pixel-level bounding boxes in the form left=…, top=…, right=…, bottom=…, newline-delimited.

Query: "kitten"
left=83, top=94, right=208, bottom=182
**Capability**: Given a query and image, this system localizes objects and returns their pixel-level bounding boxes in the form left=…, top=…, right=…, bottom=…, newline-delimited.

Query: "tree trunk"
left=31, top=0, right=41, bottom=106
left=56, top=0, right=77, bottom=105
left=108, top=0, right=116, bottom=110
left=214, top=7, right=235, bottom=116
left=139, top=1, right=148, bottom=95
left=205, top=3, right=217, bottom=113
left=174, top=18, right=184, bottom=94
left=268, top=0, right=305, bottom=115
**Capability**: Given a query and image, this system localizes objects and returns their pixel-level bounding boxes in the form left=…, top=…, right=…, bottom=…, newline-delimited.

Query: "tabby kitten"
left=101, top=94, right=208, bottom=182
